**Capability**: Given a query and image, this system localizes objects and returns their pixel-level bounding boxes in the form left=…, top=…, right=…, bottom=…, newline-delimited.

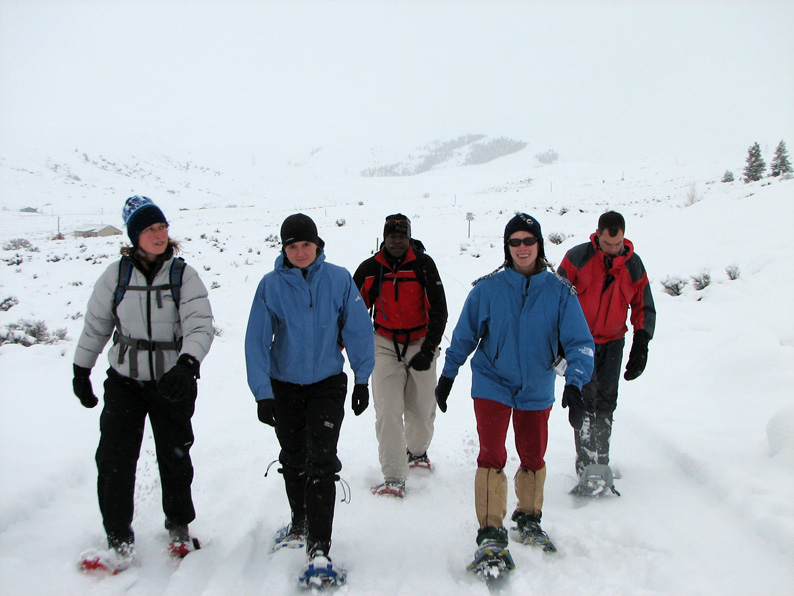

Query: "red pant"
left=474, top=398, right=551, bottom=471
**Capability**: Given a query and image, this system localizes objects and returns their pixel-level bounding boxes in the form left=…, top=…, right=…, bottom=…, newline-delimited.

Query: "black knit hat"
left=122, top=195, right=168, bottom=247
left=503, top=212, right=545, bottom=264
left=281, top=213, right=320, bottom=246
left=384, top=213, right=411, bottom=239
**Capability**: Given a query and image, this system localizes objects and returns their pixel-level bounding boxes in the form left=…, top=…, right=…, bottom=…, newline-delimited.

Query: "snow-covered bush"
left=0, top=319, right=67, bottom=346
left=548, top=232, right=569, bottom=245
left=0, top=297, right=19, bottom=312
left=725, top=264, right=741, bottom=280
left=535, top=149, right=559, bottom=165
left=721, top=170, right=734, bottom=183
left=661, top=276, right=688, bottom=296
left=3, top=238, right=37, bottom=252
left=690, top=270, right=711, bottom=291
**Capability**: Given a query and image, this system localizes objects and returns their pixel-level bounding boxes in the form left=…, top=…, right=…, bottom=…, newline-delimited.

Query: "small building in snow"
left=73, top=224, right=123, bottom=238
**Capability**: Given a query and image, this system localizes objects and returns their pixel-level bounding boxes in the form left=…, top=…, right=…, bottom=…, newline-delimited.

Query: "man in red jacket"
left=354, top=214, right=448, bottom=498
left=557, top=211, right=655, bottom=494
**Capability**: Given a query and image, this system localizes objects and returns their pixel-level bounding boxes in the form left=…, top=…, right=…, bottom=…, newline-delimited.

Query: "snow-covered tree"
left=721, top=170, right=734, bottom=183
left=770, top=140, right=792, bottom=177
left=742, top=142, right=765, bottom=182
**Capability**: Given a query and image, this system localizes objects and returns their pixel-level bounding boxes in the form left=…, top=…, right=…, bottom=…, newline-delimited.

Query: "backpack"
left=113, top=256, right=186, bottom=313
left=110, top=256, right=187, bottom=379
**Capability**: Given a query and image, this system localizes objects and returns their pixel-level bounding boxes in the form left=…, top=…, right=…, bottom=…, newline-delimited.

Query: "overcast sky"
left=1, top=0, right=792, bottom=163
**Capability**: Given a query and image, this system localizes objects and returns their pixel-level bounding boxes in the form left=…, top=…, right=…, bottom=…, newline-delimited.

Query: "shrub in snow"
left=0, top=297, right=19, bottom=312
left=335, top=219, right=346, bottom=227
left=725, top=264, right=741, bottom=280
left=661, top=276, right=688, bottom=296
left=0, top=319, right=67, bottom=346
left=548, top=232, right=569, bottom=245
left=4, top=254, right=24, bottom=266
left=690, top=270, right=711, bottom=291
left=721, top=170, right=734, bottom=183
left=3, top=238, right=37, bottom=252
left=683, top=184, right=702, bottom=206
left=535, top=149, right=559, bottom=165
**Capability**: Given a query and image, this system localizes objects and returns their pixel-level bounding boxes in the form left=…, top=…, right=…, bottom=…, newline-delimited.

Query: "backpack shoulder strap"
left=114, top=258, right=135, bottom=308
left=111, top=257, right=135, bottom=328
left=169, top=257, right=186, bottom=308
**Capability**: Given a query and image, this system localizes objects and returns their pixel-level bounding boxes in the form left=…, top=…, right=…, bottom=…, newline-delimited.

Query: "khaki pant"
left=372, top=332, right=438, bottom=481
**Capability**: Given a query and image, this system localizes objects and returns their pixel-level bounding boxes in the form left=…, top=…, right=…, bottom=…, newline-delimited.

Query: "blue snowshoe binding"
left=298, top=550, right=346, bottom=590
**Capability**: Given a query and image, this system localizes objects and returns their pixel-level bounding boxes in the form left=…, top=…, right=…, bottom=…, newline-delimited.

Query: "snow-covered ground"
left=1, top=144, right=793, bottom=595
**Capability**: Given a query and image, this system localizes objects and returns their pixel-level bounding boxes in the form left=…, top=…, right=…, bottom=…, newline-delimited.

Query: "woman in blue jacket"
left=435, top=213, right=594, bottom=574
left=245, top=214, right=374, bottom=587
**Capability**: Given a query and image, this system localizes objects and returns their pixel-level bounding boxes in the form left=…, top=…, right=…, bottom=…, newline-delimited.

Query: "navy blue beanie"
left=503, top=212, right=545, bottom=263
left=122, top=196, right=168, bottom=246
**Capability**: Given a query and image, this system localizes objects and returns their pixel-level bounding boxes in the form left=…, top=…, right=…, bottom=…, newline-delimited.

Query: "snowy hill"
left=1, top=141, right=793, bottom=596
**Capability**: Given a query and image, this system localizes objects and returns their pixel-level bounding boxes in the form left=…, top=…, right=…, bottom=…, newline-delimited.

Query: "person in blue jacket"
left=245, top=213, right=375, bottom=583
left=435, top=212, right=594, bottom=572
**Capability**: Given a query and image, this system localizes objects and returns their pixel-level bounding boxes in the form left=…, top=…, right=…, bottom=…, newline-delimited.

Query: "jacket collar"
left=275, top=249, right=326, bottom=279
left=375, top=243, right=416, bottom=270
left=589, top=232, right=635, bottom=265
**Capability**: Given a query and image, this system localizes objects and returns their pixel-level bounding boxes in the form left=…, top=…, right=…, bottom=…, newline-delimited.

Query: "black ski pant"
left=575, top=338, right=624, bottom=476
left=271, top=372, right=347, bottom=556
left=96, top=367, right=196, bottom=546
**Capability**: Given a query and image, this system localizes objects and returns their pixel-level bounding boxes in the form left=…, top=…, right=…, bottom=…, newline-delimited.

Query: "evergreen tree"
left=770, top=140, right=792, bottom=177
left=721, top=170, right=734, bottom=183
left=743, top=142, right=766, bottom=182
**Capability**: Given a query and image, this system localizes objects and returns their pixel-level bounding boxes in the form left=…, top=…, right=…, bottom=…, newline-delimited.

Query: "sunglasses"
left=507, top=237, right=539, bottom=247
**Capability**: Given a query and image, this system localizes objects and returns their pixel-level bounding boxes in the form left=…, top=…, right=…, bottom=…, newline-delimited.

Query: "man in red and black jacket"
left=557, top=211, right=656, bottom=489
left=353, top=214, right=448, bottom=498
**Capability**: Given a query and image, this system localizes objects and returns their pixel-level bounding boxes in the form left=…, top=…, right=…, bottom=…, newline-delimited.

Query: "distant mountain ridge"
left=361, top=134, right=527, bottom=177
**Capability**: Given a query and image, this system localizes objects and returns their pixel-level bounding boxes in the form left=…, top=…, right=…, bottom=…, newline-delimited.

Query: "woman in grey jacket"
left=72, top=196, right=214, bottom=573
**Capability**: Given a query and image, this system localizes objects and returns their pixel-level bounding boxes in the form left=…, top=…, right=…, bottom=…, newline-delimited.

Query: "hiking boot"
left=273, top=520, right=307, bottom=551
left=407, top=451, right=432, bottom=470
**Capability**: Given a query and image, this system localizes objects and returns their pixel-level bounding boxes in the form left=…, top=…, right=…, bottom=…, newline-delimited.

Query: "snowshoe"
left=272, top=522, right=307, bottom=552
left=168, top=537, right=201, bottom=558
left=407, top=451, right=432, bottom=471
left=371, top=479, right=405, bottom=498
left=570, top=464, right=621, bottom=498
left=79, top=542, right=135, bottom=574
left=467, top=539, right=515, bottom=582
left=510, top=511, right=557, bottom=553
left=298, top=551, right=347, bottom=590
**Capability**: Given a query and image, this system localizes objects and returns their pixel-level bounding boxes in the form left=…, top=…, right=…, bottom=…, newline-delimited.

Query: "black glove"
left=72, top=364, right=98, bottom=408
left=434, top=376, right=454, bottom=413
left=624, top=330, right=650, bottom=381
left=257, top=399, right=276, bottom=426
left=352, top=384, right=369, bottom=416
left=562, top=385, right=586, bottom=430
left=407, top=348, right=435, bottom=371
left=158, top=354, right=200, bottom=401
